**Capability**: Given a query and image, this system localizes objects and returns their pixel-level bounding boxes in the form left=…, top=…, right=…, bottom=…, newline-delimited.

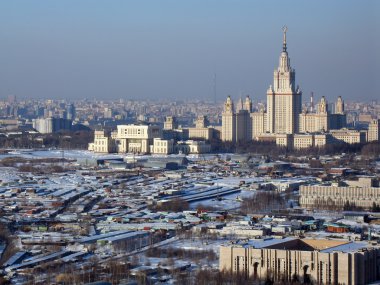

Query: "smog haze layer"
left=0, top=0, right=378, bottom=101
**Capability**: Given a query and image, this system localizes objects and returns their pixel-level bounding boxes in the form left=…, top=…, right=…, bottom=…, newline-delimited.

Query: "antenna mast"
left=213, top=73, right=217, bottom=104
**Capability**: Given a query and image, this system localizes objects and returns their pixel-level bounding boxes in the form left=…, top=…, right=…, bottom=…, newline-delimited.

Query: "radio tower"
left=310, top=92, right=314, bottom=112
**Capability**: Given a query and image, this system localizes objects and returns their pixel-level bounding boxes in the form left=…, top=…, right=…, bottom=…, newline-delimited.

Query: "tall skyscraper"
left=266, top=27, right=302, bottom=134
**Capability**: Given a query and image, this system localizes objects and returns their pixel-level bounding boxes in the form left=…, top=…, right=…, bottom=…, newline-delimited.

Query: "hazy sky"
left=0, top=0, right=378, bottom=102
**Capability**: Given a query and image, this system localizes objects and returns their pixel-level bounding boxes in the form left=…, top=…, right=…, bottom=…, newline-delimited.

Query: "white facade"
left=88, top=130, right=116, bottom=153
left=33, top=117, right=72, bottom=134
left=152, top=138, right=174, bottom=154
left=330, top=129, right=367, bottom=144
left=221, top=96, right=236, bottom=142
left=368, top=119, right=380, bottom=142
left=266, top=27, right=302, bottom=134
left=116, top=124, right=161, bottom=154
left=175, top=140, right=211, bottom=154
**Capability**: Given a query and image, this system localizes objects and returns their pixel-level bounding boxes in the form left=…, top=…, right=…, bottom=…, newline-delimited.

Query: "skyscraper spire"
left=282, top=26, right=288, bottom=52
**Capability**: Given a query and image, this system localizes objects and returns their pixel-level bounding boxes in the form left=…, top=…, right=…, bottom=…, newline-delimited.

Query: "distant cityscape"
left=0, top=27, right=379, bottom=285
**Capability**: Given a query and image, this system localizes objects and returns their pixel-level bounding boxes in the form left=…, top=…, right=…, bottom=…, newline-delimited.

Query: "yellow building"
left=175, top=140, right=211, bottom=154
left=368, top=119, right=380, bottom=142
left=220, top=237, right=380, bottom=285
left=293, top=134, right=314, bottom=149
left=116, top=124, right=162, bottom=153
left=151, top=138, right=174, bottom=154
left=330, top=128, right=367, bottom=144
left=163, top=116, right=178, bottom=130
left=251, top=110, right=266, bottom=139
left=88, top=130, right=116, bottom=153
left=221, top=96, right=236, bottom=142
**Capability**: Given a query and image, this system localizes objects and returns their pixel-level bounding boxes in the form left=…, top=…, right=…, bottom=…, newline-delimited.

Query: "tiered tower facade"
left=266, top=26, right=302, bottom=134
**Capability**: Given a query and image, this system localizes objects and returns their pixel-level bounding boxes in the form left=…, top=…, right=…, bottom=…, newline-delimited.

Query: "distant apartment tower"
left=250, top=108, right=266, bottom=139
left=66, top=103, right=76, bottom=120
left=266, top=26, right=302, bottom=134
left=164, top=116, right=178, bottom=130
left=33, top=117, right=72, bottom=134
left=368, top=119, right=380, bottom=142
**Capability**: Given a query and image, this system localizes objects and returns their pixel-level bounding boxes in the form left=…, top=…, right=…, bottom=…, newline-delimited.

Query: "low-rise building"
left=151, top=138, right=174, bottom=154
left=88, top=130, right=116, bottom=153
left=220, top=237, right=380, bottom=285
left=330, top=128, right=367, bottom=144
left=175, top=140, right=211, bottom=154
left=299, top=178, right=380, bottom=210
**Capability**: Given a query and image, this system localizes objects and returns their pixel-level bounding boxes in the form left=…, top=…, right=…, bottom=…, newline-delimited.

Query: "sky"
left=0, top=0, right=379, bottom=102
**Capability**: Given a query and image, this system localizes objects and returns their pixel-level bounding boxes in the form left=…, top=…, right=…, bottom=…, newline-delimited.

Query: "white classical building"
left=220, top=237, right=380, bottom=285
left=89, top=124, right=211, bottom=155
left=220, top=27, right=350, bottom=149
left=115, top=124, right=162, bottom=153
left=299, top=177, right=380, bottom=210
left=151, top=138, right=174, bottom=155
left=266, top=26, right=302, bottom=135
left=88, top=130, right=116, bottom=153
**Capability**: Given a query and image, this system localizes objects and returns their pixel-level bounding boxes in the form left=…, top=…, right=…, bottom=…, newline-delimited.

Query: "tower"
left=195, top=115, right=209, bottom=128
left=335, top=96, right=344, bottom=114
left=266, top=26, right=302, bottom=134
left=66, top=103, right=76, bottom=120
left=222, top=96, right=236, bottom=142
left=310, top=92, right=314, bottom=113
left=164, top=116, right=178, bottom=130
left=244, top=95, right=252, bottom=112
left=236, top=97, right=244, bottom=112
left=318, top=96, right=328, bottom=114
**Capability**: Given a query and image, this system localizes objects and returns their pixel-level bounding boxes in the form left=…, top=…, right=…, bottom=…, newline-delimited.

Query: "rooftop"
left=237, top=238, right=374, bottom=253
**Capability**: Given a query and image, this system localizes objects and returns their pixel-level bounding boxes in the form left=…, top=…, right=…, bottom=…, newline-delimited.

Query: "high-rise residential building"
left=33, top=117, right=72, bottom=134
left=164, top=116, right=178, bottom=130
left=66, top=103, right=76, bottom=120
left=368, top=119, right=380, bottom=142
left=266, top=26, right=302, bottom=134
left=235, top=109, right=250, bottom=142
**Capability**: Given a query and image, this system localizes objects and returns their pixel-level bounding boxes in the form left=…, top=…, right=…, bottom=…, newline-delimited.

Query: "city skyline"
left=0, top=0, right=378, bottom=101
